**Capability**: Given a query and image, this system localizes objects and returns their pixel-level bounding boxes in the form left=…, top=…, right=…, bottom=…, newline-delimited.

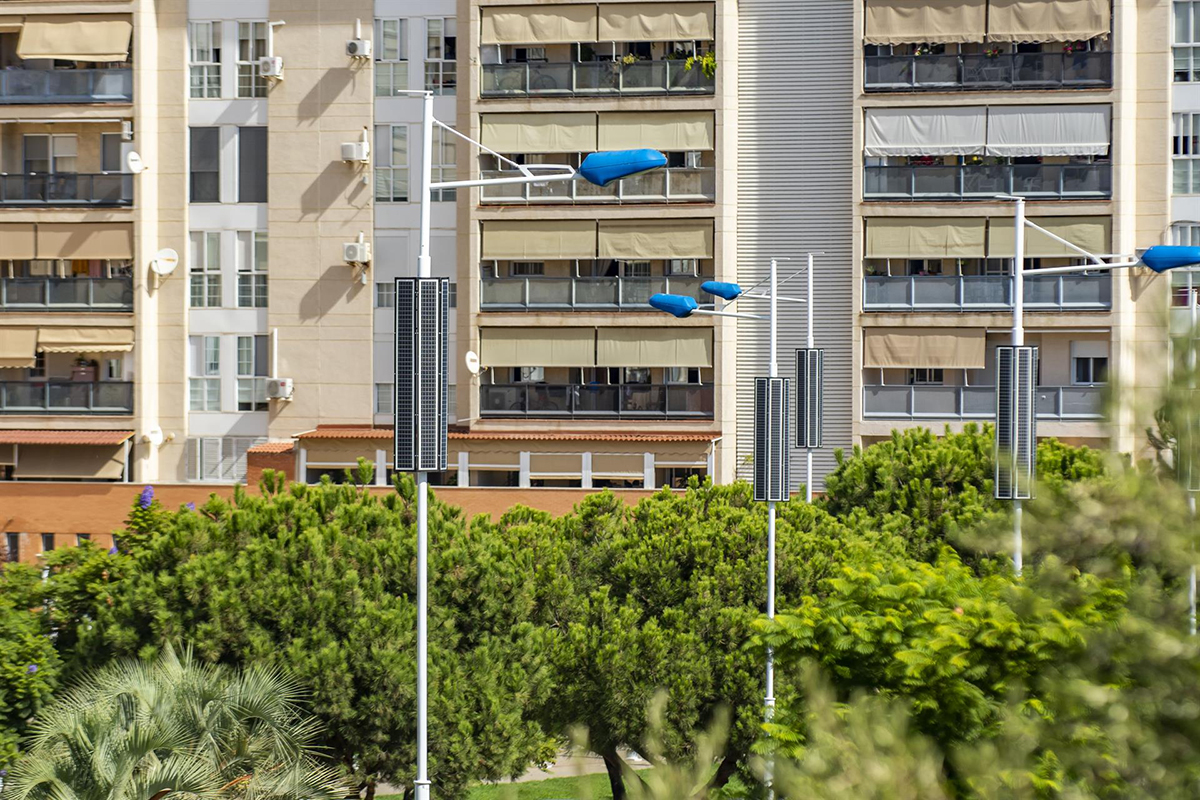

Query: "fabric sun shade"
left=595, top=327, right=712, bottom=367
left=12, top=444, right=125, bottom=480
left=481, top=112, right=597, bottom=153
left=481, top=220, right=597, bottom=260
left=17, top=15, right=133, bottom=61
left=864, top=106, right=987, bottom=157
left=37, top=326, right=134, bottom=353
left=481, top=4, right=598, bottom=44
left=35, top=223, right=133, bottom=260
left=598, top=112, right=714, bottom=151
left=479, top=327, right=596, bottom=367
left=529, top=453, right=584, bottom=476
left=0, top=17, right=23, bottom=35
left=0, top=224, right=36, bottom=260
left=865, top=217, right=987, bottom=258
left=598, top=219, right=713, bottom=260
left=986, top=0, right=1110, bottom=43
left=598, top=3, right=715, bottom=41
left=864, top=0, right=986, bottom=44
left=985, top=105, right=1110, bottom=157
left=987, top=216, right=1110, bottom=258
left=863, top=328, right=986, bottom=369
left=0, top=327, right=38, bottom=369
left=592, top=452, right=645, bottom=476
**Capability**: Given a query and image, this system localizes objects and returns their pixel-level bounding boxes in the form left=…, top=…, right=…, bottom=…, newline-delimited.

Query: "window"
left=189, top=21, right=222, bottom=97
left=908, top=368, right=944, bottom=385
left=624, top=367, right=651, bottom=384
left=5, top=533, right=18, bottom=563
left=375, top=382, right=394, bottom=414
left=76, top=534, right=90, bottom=546
left=101, top=133, right=123, bottom=173
left=237, top=335, right=269, bottom=410
left=29, top=352, right=45, bottom=379
left=23, top=134, right=77, bottom=174
left=374, top=125, right=408, bottom=202
left=667, top=259, right=698, bottom=276
left=190, top=127, right=220, bottom=203
left=448, top=282, right=457, bottom=308
left=1175, top=113, right=1200, bottom=195
left=189, top=231, right=222, bottom=307
left=374, top=18, right=408, bottom=95
left=666, top=367, right=701, bottom=384
left=656, top=467, right=705, bottom=489
left=237, top=21, right=268, bottom=97
left=237, top=231, right=268, bottom=307
left=1073, top=356, right=1108, bottom=385
left=623, top=261, right=652, bottom=278
left=511, top=262, right=544, bottom=276
left=375, top=282, right=396, bottom=308
left=41, top=533, right=54, bottom=553
left=425, top=18, right=456, bottom=95
left=512, top=367, right=544, bottom=383
left=186, top=437, right=266, bottom=482
left=105, top=358, right=122, bottom=380
left=238, top=127, right=268, bottom=202
left=430, top=126, right=456, bottom=201
left=189, top=336, right=221, bottom=411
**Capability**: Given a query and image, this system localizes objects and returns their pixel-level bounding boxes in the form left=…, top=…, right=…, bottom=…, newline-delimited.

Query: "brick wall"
left=246, top=449, right=297, bottom=486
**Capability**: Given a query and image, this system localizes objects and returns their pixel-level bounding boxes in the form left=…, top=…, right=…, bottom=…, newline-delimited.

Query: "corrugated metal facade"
left=735, top=0, right=854, bottom=492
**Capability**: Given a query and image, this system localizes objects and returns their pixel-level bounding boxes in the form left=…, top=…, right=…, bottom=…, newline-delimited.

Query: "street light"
left=403, top=92, right=667, bottom=800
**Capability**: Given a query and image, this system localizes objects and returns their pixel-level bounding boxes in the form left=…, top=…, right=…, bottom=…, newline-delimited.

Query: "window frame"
left=189, top=231, right=223, bottom=308
left=375, top=382, right=394, bottom=414
left=374, top=124, right=409, bottom=202
left=236, top=334, right=269, bottom=411
left=374, top=18, right=409, bottom=96
left=189, top=335, right=221, bottom=411
left=237, top=126, right=268, bottom=203
left=430, top=125, right=456, bottom=201
left=188, top=20, right=223, bottom=98
left=189, top=126, right=221, bottom=203
left=424, top=17, right=457, bottom=95
left=1072, top=356, right=1109, bottom=385
left=237, top=231, right=268, bottom=308
left=375, top=282, right=396, bottom=308
left=237, top=20, right=269, bottom=98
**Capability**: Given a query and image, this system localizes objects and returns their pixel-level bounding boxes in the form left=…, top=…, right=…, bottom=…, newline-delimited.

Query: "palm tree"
left=1, top=648, right=349, bottom=800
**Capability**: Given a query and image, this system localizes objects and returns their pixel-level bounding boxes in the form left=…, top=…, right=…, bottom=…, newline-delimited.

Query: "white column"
left=457, top=451, right=468, bottom=486
left=519, top=451, right=530, bottom=488
left=643, top=452, right=655, bottom=489
left=582, top=452, right=593, bottom=489
left=374, top=449, right=387, bottom=486
left=296, top=445, right=307, bottom=484
left=706, top=448, right=715, bottom=481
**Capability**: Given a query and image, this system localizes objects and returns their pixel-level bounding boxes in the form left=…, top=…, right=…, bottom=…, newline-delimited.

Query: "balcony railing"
left=0, top=278, right=133, bottom=311
left=0, top=69, right=133, bottom=103
left=0, top=173, right=133, bottom=206
left=862, top=384, right=1104, bottom=420
left=481, top=166, right=715, bottom=204
left=481, top=276, right=712, bottom=311
left=863, top=163, right=1111, bottom=201
left=480, top=60, right=714, bottom=97
left=0, top=381, right=134, bottom=414
left=864, top=51, right=1112, bottom=92
left=862, top=275, right=1112, bottom=312
left=480, top=383, right=714, bottom=418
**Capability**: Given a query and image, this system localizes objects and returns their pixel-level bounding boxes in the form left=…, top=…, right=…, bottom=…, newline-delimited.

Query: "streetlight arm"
left=1022, top=219, right=1107, bottom=266
left=739, top=292, right=807, bottom=304
left=690, top=308, right=769, bottom=321
left=1019, top=260, right=1141, bottom=277
left=430, top=171, right=576, bottom=190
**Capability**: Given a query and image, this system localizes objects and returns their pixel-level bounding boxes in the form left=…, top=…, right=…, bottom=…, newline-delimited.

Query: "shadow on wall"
left=299, top=157, right=370, bottom=218
left=294, top=58, right=368, bottom=119
left=299, top=262, right=367, bottom=321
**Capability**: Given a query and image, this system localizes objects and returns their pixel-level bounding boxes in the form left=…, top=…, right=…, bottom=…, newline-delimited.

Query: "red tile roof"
left=246, top=441, right=295, bottom=454
left=0, top=430, right=134, bottom=446
left=294, top=426, right=718, bottom=443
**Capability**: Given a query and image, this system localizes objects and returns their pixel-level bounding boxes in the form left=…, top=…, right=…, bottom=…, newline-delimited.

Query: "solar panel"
left=754, top=377, right=790, bottom=502
left=994, top=345, right=1037, bottom=500
left=394, top=278, right=448, bottom=473
left=795, top=348, right=823, bottom=449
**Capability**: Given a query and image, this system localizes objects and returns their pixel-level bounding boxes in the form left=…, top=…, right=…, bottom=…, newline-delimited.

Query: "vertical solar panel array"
left=394, top=278, right=448, bottom=473
left=754, top=377, right=790, bottom=502
left=795, top=348, right=823, bottom=449
left=994, top=345, right=1037, bottom=500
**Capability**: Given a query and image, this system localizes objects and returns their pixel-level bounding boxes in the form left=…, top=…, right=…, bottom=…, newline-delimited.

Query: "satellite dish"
left=125, top=150, right=145, bottom=174
left=150, top=248, right=179, bottom=276
left=141, top=426, right=164, bottom=447
left=465, top=350, right=480, bottom=375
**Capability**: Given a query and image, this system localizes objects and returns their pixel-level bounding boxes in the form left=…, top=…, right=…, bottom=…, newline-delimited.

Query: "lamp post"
left=404, top=91, right=667, bottom=800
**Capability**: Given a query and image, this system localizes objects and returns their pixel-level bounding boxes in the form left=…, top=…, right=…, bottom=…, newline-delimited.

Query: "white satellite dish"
left=125, top=150, right=146, bottom=174
left=150, top=248, right=179, bottom=276
left=465, top=350, right=481, bottom=375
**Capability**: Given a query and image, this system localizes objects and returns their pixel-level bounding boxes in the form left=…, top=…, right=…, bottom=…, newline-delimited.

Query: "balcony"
left=0, top=277, right=133, bottom=311
left=862, top=384, right=1104, bottom=420
left=0, top=173, right=133, bottom=206
left=863, top=163, right=1111, bottom=201
left=481, top=165, right=715, bottom=204
left=481, top=276, right=712, bottom=311
left=862, top=274, right=1111, bottom=312
left=864, top=51, right=1112, bottom=92
left=480, top=60, right=714, bottom=97
left=480, top=383, right=714, bottom=419
left=0, top=68, right=132, bottom=104
left=0, top=381, right=134, bottom=415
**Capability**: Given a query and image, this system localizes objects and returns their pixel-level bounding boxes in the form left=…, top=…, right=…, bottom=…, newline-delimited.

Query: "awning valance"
left=592, top=452, right=645, bottom=476
left=0, top=16, right=23, bottom=35
left=865, top=217, right=987, bottom=258
left=529, top=452, right=584, bottom=476
left=38, top=326, right=134, bottom=353
left=17, top=15, right=132, bottom=62
left=479, top=327, right=596, bottom=367
left=12, top=444, right=125, bottom=480
left=864, top=106, right=987, bottom=157
left=481, top=112, right=597, bottom=153
left=597, top=219, right=713, bottom=260
left=36, top=223, right=133, bottom=260
left=865, top=0, right=986, bottom=44
left=598, top=111, right=714, bottom=151
left=598, top=3, right=714, bottom=41
left=596, top=327, right=712, bottom=367
left=987, top=215, right=1110, bottom=258
left=863, top=328, right=987, bottom=369
left=481, top=5, right=598, bottom=44
left=0, top=327, right=38, bottom=369
left=0, top=223, right=36, bottom=260
left=985, top=104, right=1110, bottom=157
left=481, top=220, right=597, bottom=260
left=986, top=0, right=1110, bottom=43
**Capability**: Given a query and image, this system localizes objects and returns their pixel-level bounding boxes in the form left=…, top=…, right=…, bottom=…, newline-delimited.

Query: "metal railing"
left=480, top=383, right=714, bottom=418
left=862, top=384, right=1104, bottom=420
left=481, top=276, right=713, bottom=310
left=864, top=51, right=1112, bottom=92
left=863, top=163, right=1111, bottom=200
left=0, top=69, right=133, bottom=103
left=0, top=381, right=134, bottom=414
left=0, top=173, right=133, bottom=205
left=862, top=274, right=1112, bottom=312
left=480, top=166, right=715, bottom=203
left=0, top=278, right=133, bottom=311
left=481, top=60, right=714, bottom=97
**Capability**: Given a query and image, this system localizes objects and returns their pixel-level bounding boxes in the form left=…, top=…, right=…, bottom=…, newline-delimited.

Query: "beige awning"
left=864, top=106, right=987, bottom=157
left=467, top=448, right=521, bottom=468
left=0, top=327, right=38, bottom=369
left=0, top=16, right=23, bottom=34
left=530, top=452, right=584, bottom=476
left=592, top=452, right=645, bottom=476
left=865, top=217, right=987, bottom=258
left=479, top=327, right=596, bottom=367
left=863, top=328, right=987, bottom=369
left=986, top=0, right=1110, bottom=42
left=38, top=327, right=134, bottom=353
left=598, top=2, right=714, bottom=41
left=598, top=111, right=714, bottom=151
left=12, top=444, right=125, bottom=480
left=481, top=5, right=598, bottom=44
left=481, top=220, right=597, bottom=260
left=36, top=223, right=133, bottom=260
left=865, top=0, right=986, bottom=44
left=481, top=112, right=597, bottom=153
left=596, top=327, right=712, bottom=367
left=598, top=219, right=713, bottom=260
left=985, top=105, right=1110, bottom=157
left=17, top=15, right=133, bottom=61
left=0, top=443, right=13, bottom=466
left=987, top=215, right=1111, bottom=258
left=1, top=223, right=36, bottom=260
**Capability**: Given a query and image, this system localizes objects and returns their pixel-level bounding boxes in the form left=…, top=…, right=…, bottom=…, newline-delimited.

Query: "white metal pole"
left=765, top=258, right=778, bottom=800
left=1190, top=494, right=1197, bottom=637
left=1012, top=198, right=1025, bottom=576
left=806, top=253, right=815, bottom=504
left=1191, top=276, right=1197, bottom=636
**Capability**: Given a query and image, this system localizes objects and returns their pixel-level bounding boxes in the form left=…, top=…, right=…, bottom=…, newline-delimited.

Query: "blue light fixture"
left=701, top=280, right=743, bottom=301
left=649, top=293, right=698, bottom=318
left=1140, top=245, right=1200, bottom=274
left=579, top=149, right=668, bottom=187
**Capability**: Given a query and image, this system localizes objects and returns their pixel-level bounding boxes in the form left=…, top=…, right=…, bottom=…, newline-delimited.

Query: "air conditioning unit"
left=341, top=140, right=370, bottom=163
left=266, top=377, right=294, bottom=400
left=344, top=241, right=371, bottom=264
left=259, top=56, right=284, bottom=78
left=347, top=38, right=372, bottom=58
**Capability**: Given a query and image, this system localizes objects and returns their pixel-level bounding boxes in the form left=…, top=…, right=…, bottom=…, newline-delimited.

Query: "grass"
left=380, top=773, right=615, bottom=800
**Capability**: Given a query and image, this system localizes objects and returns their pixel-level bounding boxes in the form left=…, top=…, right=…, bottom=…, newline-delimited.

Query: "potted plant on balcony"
left=684, top=51, right=717, bottom=79
left=70, top=356, right=97, bottom=382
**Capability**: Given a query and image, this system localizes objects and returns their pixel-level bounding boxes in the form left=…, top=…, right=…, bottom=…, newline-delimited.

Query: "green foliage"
left=0, top=581, right=59, bottom=771
left=683, top=52, right=717, bottom=79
